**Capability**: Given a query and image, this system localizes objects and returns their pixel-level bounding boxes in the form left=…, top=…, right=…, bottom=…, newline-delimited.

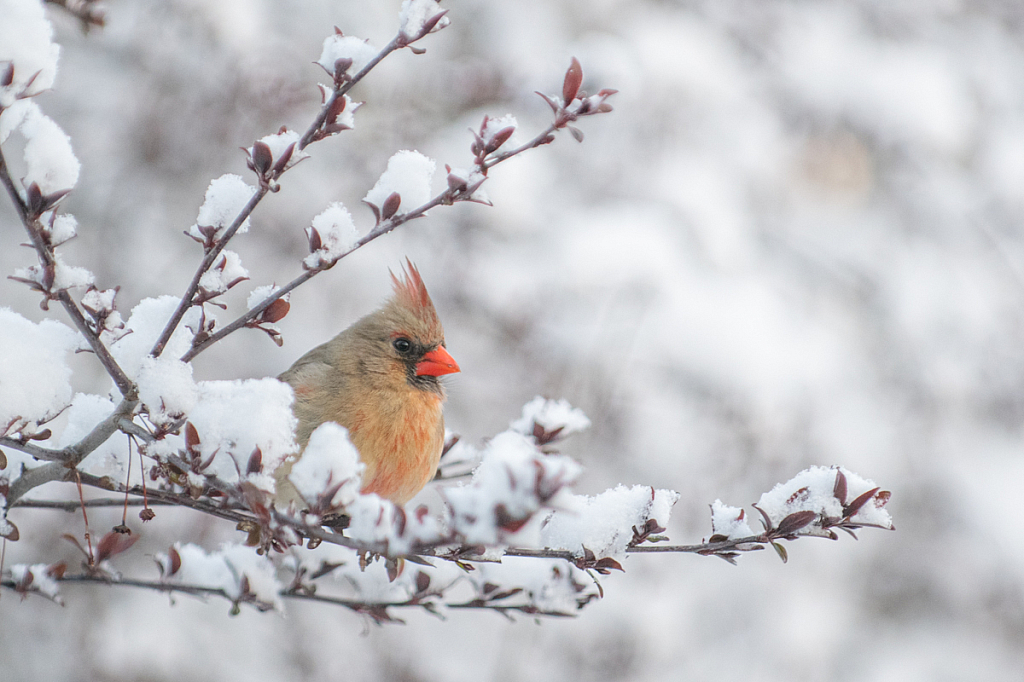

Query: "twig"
left=151, top=29, right=426, bottom=361
left=11, top=498, right=198, bottom=511
left=0, top=573, right=580, bottom=618
left=4, top=397, right=138, bottom=504
left=0, top=145, right=135, bottom=398
left=183, top=108, right=574, bottom=362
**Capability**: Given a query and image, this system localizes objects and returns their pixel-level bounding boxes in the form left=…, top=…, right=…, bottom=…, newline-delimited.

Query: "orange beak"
left=415, top=346, right=460, bottom=377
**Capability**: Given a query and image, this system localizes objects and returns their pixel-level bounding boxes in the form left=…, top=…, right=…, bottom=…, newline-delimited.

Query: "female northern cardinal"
left=276, top=261, right=459, bottom=506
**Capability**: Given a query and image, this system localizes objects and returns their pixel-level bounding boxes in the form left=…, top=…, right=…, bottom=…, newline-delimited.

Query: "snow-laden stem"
left=154, top=31, right=418, bottom=361
left=298, top=35, right=402, bottom=151
left=184, top=111, right=567, bottom=363
left=4, top=398, right=139, bottom=504
left=0, top=573, right=582, bottom=618
left=0, top=145, right=135, bottom=398
left=149, top=184, right=269, bottom=358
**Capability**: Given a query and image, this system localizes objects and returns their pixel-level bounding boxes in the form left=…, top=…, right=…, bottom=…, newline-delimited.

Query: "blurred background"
left=3, top=0, right=1024, bottom=680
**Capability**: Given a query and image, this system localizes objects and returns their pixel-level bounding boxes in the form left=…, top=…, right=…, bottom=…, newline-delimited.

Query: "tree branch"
left=0, top=144, right=136, bottom=398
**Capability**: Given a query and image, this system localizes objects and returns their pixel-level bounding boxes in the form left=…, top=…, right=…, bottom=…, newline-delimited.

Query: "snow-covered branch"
left=0, top=0, right=894, bottom=624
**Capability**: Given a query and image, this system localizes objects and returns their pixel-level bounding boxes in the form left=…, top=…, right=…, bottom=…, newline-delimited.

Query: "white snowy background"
left=2, top=0, right=1023, bottom=680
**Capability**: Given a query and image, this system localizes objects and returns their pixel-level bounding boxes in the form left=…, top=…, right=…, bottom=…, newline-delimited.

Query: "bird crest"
left=389, top=259, right=439, bottom=326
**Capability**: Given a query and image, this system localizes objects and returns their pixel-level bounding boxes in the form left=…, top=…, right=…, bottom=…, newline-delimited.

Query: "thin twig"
left=183, top=110, right=564, bottom=362
left=152, top=31, right=416, bottom=361
left=5, top=397, right=138, bottom=504
left=0, top=145, right=135, bottom=398
left=0, top=573, right=580, bottom=618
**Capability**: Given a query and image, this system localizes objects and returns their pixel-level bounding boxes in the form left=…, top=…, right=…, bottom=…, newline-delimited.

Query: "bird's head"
left=350, top=259, right=459, bottom=394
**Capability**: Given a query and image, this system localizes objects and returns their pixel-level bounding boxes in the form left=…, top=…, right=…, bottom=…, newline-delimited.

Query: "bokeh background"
left=3, top=0, right=1024, bottom=680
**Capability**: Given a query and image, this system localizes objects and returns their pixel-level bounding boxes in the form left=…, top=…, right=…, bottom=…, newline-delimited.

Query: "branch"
left=182, top=112, right=584, bottom=362
left=5, top=398, right=138, bottom=504
left=0, top=145, right=135, bottom=398
left=150, top=27, right=436, bottom=360
left=0, top=573, right=581, bottom=619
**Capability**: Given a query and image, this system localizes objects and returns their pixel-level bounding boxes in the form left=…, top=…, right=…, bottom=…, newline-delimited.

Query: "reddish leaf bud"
left=563, top=57, right=583, bottom=105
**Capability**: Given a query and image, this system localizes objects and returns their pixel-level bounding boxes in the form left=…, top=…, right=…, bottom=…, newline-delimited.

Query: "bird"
left=275, top=260, right=459, bottom=507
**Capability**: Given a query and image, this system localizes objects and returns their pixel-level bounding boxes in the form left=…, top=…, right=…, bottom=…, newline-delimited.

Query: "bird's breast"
left=350, top=388, right=445, bottom=505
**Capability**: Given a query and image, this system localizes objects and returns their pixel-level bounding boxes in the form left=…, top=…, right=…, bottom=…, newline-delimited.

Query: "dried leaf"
left=594, top=557, right=624, bottom=573
left=185, top=422, right=200, bottom=456
left=771, top=541, right=788, bottom=564
left=94, top=529, right=140, bottom=563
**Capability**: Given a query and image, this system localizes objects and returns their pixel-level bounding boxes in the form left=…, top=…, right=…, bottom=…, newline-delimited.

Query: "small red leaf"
left=381, top=192, right=401, bottom=220
left=843, top=487, right=880, bottom=519
left=185, top=422, right=200, bottom=456
left=94, top=530, right=140, bottom=563
left=262, top=297, right=290, bottom=323
left=776, top=510, right=817, bottom=536
left=246, top=446, right=263, bottom=475
left=251, top=141, right=272, bottom=175
left=833, top=469, right=848, bottom=505
left=563, top=57, right=583, bottom=105
left=306, top=226, right=322, bottom=253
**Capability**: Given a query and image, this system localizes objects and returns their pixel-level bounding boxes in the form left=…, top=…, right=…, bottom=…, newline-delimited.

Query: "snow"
left=58, top=393, right=125, bottom=477
left=710, top=499, right=755, bottom=540
left=12, top=253, right=94, bottom=292
left=444, top=431, right=582, bottom=545
left=0, top=0, right=60, bottom=107
left=20, top=104, right=80, bottom=195
left=481, top=114, right=518, bottom=150
left=510, top=396, right=591, bottom=439
left=303, top=202, right=359, bottom=269
left=8, top=564, right=63, bottom=604
left=362, top=150, right=436, bottom=216
left=109, top=296, right=205, bottom=377
left=80, top=287, right=117, bottom=316
left=0, top=307, right=77, bottom=434
left=399, top=0, right=450, bottom=40
left=286, top=422, right=364, bottom=511
left=188, top=174, right=255, bottom=240
left=541, top=485, right=680, bottom=559
left=344, top=492, right=443, bottom=555
left=198, top=250, right=249, bottom=296
left=182, top=378, right=297, bottom=488
left=251, top=128, right=308, bottom=171
left=157, top=543, right=282, bottom=611
left=46, top=212, right=77, bottom=246
left=316, top=34, right=378, bottom=77
left=467, top=557, right=597, bottom=614
left=444, top=166, right=489, bottom=204
left=0, top=99, right=31, bottom=145
left=755, top=465, right=894, bottom=537
left=137, top=356, right=199, bottom=428
left=246, top=285, right=278, bottom=311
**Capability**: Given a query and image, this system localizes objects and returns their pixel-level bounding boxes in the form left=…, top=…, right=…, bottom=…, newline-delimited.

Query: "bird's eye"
left=393, top=337, right=413, bottom=354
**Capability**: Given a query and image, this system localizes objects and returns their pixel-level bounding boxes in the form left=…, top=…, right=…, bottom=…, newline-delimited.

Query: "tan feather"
left=276, top=262, right=456, bottom=507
